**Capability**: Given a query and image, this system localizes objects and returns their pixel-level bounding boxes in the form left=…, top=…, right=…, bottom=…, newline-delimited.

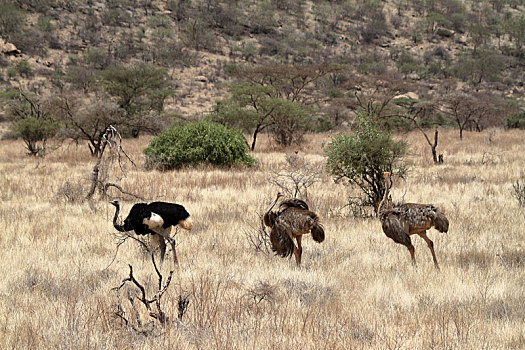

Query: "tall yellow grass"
left=0, top=129, right=524, bottom=349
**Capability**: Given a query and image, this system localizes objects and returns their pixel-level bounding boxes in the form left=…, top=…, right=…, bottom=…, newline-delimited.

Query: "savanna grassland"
left=0, top=129, right=524, bottom=349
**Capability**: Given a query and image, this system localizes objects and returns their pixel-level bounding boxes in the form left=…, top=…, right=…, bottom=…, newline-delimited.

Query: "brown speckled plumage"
left=264, top=193, right=325, bottom=265
left=379, top=173, right=449, bottom=269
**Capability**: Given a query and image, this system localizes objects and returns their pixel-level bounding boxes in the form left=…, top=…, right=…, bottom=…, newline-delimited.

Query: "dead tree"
left=86, top=125, right=137, bottom=200
left=111, top=232, right=189, bottom=329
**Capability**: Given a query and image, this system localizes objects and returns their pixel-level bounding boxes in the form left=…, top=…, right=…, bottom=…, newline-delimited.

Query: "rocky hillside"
left=1, top=0, right=524, bottom=130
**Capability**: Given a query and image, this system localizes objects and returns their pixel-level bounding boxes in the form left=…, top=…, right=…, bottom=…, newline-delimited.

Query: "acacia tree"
left=98, top=62, right=173, bottom=137
left=209, top=83, right=312, bottom=150
left=5, top=90, right=61, bottom=156
left=437, top=92, right=495, bottom=140
left=393, top=97, right=444, bottom=164
left=210, top=63, right=342, bottom=149
left=325, top=114, right=408, bottom=211
left=49, top=94, right=128, bottom=157
left=226, top=63, right=342, bottom=104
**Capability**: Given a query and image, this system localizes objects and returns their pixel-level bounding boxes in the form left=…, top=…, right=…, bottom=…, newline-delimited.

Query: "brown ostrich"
left=378, top=172, right=449, bottom=269
left=263, top=193, right=325, bottom=265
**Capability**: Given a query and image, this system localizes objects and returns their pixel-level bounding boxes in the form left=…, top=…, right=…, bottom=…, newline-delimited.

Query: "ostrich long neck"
left=267, top=196, right=280, bottom=214
left=378, top=176, right=391, bottom=215
left=112, top=204, right=127, bottom=232
left=263, top=195, right=280, bottom=226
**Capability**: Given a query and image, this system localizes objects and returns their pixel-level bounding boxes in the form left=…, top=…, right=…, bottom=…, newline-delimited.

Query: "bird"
left=378, top=172, right=449, bottom=269
left=263, top=192, right=325, bottom=265
left=110, top=200, right=193, bottom=265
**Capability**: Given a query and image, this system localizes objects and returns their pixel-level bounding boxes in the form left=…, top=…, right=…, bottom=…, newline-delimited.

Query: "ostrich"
left=263, top=193, right=325, bottom=265
left=110, top=200, right=193, bottom=266
left=378, top=172, right=449, bottom=269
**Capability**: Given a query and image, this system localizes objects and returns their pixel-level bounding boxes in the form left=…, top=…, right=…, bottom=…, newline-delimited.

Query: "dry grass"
left=0, top=129, right=524, bottom=349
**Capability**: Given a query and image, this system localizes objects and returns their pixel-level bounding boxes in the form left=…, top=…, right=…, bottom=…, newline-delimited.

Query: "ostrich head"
left=109, top=199, right=120, bottom=207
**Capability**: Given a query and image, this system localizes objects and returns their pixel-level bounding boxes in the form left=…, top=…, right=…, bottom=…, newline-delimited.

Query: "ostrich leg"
left=419, top=232, right=440, bottom=270
left=294, top=235, right=303, bottom=266
left=154, top=227, right=178, bottom=267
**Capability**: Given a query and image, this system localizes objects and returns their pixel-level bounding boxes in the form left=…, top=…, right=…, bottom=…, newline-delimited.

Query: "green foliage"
left=12, top=116, right=61, bottom=155
left=503, top=15, right=525, bottom=50
left=37, top=16, right=54, bottom=33
left=506, top=111, right=525, bottom=129
left=99, top=62, right=172, bottom=119
left=144, top=121, right=255, bottom=169
left=451, top=49, right=504, bottom=87
left=209, top=82, right=314, bottom=149
left=82, top=46, right=110, bottom=69
left=325, top=114, right=408, bottom=209
left=8, top=60, right=33, bottom=78
left=0, top=3, right=25, bottom=38
left=147, top=15, right=172, bottom=29
left=396, top=49, right=421, bottom=75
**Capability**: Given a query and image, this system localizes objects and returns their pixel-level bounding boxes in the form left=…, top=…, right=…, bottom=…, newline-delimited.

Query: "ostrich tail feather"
left=270, top=228, right=294, bottom=258
left=311, top=224, right=325, bottom=243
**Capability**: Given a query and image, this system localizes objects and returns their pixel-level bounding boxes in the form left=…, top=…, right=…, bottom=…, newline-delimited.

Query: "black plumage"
left=110, top=200, right=193, bottom=265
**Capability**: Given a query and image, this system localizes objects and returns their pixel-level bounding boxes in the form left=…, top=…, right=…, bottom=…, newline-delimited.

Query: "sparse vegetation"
left=0, top=129, right=524, bottom=349
left=0, top=0, right=525, bottom=347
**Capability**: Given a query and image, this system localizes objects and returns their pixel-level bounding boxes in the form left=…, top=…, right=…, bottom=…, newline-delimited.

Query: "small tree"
left=325, top=114, right=408, bottom=211
left=5, top=91, right=61, bottom=156
left=209, top=83, right=313, bottom=150
left=0, top=3, right=25, bottom=39
left=144, top=121, right=255, bottom=170
left=98, top=62, right=173, bottom=137
left=438, top=92, right=495, bottom=139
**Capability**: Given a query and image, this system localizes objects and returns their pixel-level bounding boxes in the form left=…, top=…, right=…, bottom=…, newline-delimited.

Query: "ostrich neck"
left=266, top=196, right=280, bottom=216
left=112, top=204, right=127, bottom=232
left=378, top=178, right=391, bottom=215
left=263, top=196, right=280, bottom=226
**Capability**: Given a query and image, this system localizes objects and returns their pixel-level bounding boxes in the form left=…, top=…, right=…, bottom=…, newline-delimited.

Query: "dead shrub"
left=512, top=180, right=525, bottom=207
left=56, top=180, right=85, bottom=203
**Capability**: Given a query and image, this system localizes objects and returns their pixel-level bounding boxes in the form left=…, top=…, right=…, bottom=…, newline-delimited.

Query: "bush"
left=506, top=111, right=525, bottom=129
left=13, top=116, right=61, bottom=156
left=0, top=3, right=25, bottom=38
left=144, top=121, right=255, bottom=169
left=325, top=115, right=408, bottom=210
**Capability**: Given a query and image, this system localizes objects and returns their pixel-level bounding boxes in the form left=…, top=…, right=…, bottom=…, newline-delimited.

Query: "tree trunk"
left=86, top=141, right=107, bottom=199
left=251, top=125, right=261, bottom=151
left=431, top=129, right=438, bottom=164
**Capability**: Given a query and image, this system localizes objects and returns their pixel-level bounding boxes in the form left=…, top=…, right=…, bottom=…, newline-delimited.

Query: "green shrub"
left=8, top=60, right=33, bottom=78
left=325, top=114, right=408, bottom=210
left=0, top=3, right=25, bottom=38
left=506, top=111, right=525, bottom=129
left=13, top=116, right=61, bottom=156
left=144, top=121, right=255, bottom=169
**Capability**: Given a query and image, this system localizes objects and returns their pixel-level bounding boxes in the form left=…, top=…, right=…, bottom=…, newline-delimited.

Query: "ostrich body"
left=264, top=193, right=325, bottom=265
left=378, top=173, right=449, bottom=269
left=110, top=200, right=193, bottom=265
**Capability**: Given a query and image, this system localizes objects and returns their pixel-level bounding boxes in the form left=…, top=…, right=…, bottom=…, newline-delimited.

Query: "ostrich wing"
left=276, top=208, right=319, bottom=235
left=143, top=212, right=164, bottom=229
left=393, top=203, right=449, bottom=233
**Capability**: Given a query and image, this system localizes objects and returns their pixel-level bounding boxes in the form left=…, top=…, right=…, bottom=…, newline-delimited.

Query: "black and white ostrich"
left=110, top=200, right=193, bottom=266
